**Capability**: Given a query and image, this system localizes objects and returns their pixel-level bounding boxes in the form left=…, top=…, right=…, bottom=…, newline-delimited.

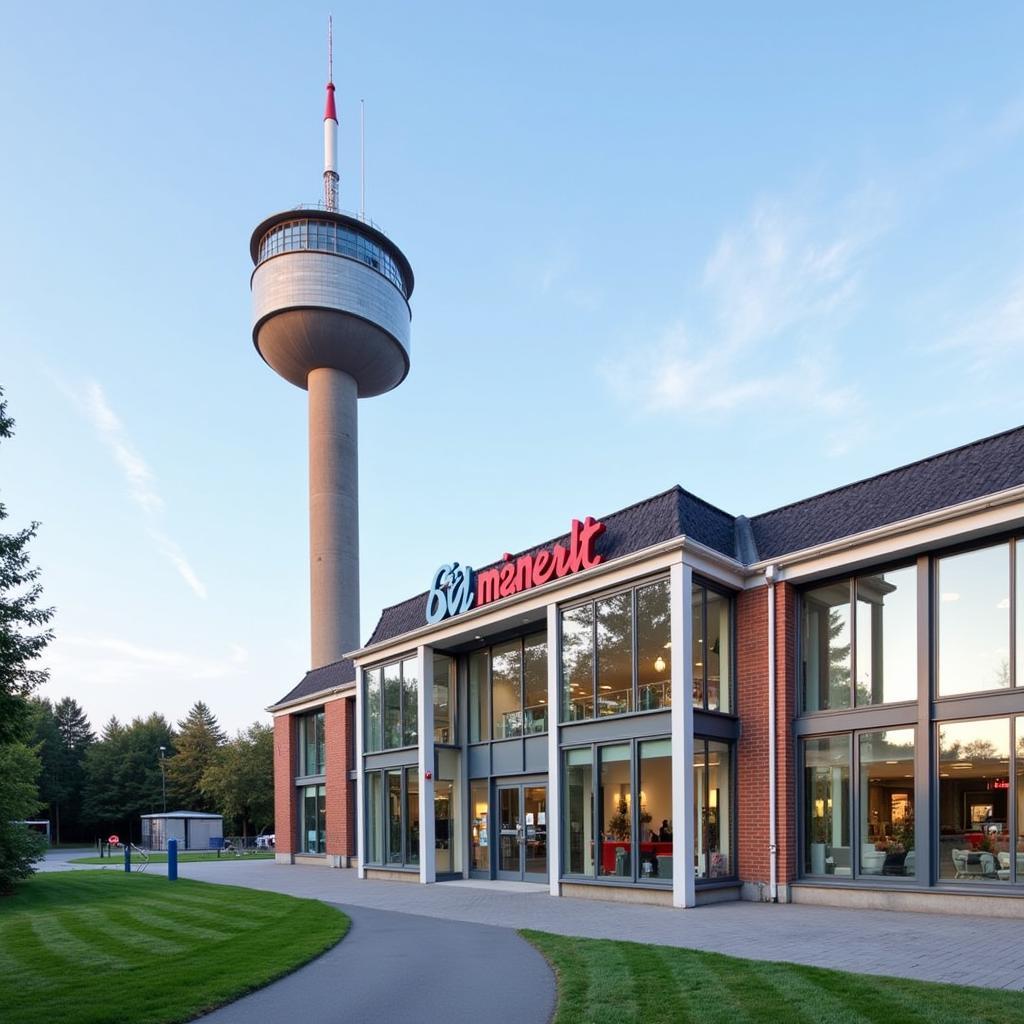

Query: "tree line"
left=28, top=697, right=274, bottom=846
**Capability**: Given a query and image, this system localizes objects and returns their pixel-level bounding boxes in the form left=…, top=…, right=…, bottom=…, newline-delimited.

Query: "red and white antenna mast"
left=323, top=15, right=339, bottom=211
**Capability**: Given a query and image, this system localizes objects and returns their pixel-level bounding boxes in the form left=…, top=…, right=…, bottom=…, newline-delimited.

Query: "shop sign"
left=425, top=516, right=606, bottom=625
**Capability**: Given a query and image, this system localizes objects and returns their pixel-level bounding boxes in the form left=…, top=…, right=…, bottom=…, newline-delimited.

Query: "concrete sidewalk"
left=176, top=859, right=1024, bottom=991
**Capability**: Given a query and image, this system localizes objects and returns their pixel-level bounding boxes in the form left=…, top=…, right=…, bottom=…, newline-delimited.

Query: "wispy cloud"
left=602, top=185, right=891, bottom=454
left=64, top=379, right=208, bottom=599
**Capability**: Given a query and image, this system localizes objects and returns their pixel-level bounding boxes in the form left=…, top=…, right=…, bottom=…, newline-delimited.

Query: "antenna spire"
left=322, top=14, right=339, bottom=211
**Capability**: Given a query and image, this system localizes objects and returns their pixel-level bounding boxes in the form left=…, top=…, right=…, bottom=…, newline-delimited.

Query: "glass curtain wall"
left=492, top=640, right=523, bottom=739
left=468, top=633, right=548, bottom=741
left=364, top=658, right=419, bottom=753
left=561, top=579, right=675, bottom=723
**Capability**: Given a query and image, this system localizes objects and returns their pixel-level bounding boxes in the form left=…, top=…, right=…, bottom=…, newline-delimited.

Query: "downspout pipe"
left=765, top=564, right=778, bottom=902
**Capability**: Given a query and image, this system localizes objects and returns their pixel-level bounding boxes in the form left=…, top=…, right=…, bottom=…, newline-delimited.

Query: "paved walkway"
left=170, top=859, right=1024, bottom=991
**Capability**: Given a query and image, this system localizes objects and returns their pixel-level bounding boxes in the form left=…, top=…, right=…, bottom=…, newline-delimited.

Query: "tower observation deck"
left=250, top=43, right=414, bottom=670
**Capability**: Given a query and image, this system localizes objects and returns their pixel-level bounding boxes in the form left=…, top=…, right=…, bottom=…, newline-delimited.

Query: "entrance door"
left=496, top=784, right=547, bottom=882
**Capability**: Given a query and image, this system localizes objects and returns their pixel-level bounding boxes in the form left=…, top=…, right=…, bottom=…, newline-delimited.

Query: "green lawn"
left=0, top=871, right=348, bottom=1024
left=70, top=851, right=275, bottom=865
left=522, top=930, right=1024, bottom=1024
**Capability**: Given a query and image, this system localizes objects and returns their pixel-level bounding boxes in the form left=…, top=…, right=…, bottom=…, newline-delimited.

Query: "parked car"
left=255, top=833, right=275, bottom=850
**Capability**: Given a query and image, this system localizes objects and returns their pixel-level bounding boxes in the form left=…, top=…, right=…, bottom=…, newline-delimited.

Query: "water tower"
left=249, top=31, right=414, bottom=668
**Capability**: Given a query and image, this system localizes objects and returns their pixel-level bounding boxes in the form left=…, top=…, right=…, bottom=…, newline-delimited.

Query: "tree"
left=201, top=723, right=273, bottom=839
left=166, top=702, right=225, bottom=812
left=53, top=697, right=94, bottom=841
left=27, top=699, right=68, bottom=842
left=0, top=388, right=53, bottom=888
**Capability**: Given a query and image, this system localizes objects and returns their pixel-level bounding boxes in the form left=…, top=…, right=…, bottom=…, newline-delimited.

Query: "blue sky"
left=1, top=3, right=1022, bottom=733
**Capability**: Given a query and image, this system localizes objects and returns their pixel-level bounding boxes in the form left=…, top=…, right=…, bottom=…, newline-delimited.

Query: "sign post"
left=167, top=837, right=178, bottom=882
left=123, top=842, right=131, bottom=873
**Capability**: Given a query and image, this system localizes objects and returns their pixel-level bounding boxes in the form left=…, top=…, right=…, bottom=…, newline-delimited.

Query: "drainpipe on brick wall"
left=765, top=564, right=778, bottom=902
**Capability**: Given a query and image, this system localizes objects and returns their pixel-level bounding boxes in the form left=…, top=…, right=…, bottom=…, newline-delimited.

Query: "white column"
left=546, top=603, right=561, bottom=897
left=671, top=559, right=696, bottom=908
left=355, top=671, right=365, bottom=879
left=417, top=645, right=436, bottom=884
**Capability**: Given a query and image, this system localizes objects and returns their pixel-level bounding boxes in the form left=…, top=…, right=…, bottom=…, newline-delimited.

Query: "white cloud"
left=602, top=185, right=889, bottom=447
left=63, top=378, right=208, bottom=600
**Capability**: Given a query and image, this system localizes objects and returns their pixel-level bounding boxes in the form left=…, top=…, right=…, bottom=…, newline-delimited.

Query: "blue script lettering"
left=425, top=562, right=476, bottom=624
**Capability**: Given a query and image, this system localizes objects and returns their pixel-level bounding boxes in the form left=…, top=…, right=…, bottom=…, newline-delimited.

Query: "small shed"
left=140, top=811, right=223, bottom=851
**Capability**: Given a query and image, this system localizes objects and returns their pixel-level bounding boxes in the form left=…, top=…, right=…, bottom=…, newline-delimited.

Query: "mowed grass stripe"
left=0, top=873, right=348, bottom=1024
left=523, top=930, right=1024, bottom=1024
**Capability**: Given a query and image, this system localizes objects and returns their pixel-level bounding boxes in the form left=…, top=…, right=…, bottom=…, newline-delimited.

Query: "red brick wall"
left=273, top=715, right=296, bottom=854
left=736, top=581, right=798, bottom=895
left=324, top=696, right=355, bottom=859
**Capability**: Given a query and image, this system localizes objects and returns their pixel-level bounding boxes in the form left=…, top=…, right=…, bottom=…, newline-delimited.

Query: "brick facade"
left=736, top=581, right=797, bottom=897
left=273, top=714, right=296, bottom=854
left=325, top=695, right=355, bottom=861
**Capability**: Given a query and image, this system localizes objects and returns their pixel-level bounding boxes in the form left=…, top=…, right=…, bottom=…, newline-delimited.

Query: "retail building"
left=269, top=426, right=1024, bottom=916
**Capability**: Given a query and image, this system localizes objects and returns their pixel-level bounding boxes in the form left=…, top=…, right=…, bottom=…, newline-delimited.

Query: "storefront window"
left=384, top=664, right=402, bottom=749
left=937, top=718, right=1010, bottom=882
left=803, top=735, right=851, bottom=875
left=298, top=711, right=325, bottom=775
left=561, top=604, right=595, bottom=721
left=598, top=744, right=631, bottom=877
left=433, top=653, right=454, bottom=744
left=365, top=668, right=382, bottom=753
left=366, top=772, right=382, bottom=863
left=694, top=739, right=732, bottom=879
left=855, top=567, right=917, bottom=705
left=300, top=783, right=326, bottom=854
left=1017, top=718, right=1024, bottom=884
left=470, top=780, right=489, bottom=873
left=563, top=748, right=594, bottom=875
left=386, top=769, right=402, bottom=864
left=524, top=633, right=548, bottom=734
left=435, top=748, right=460, bottom=874
left=401, top=657, right=419, bottom=747
left=597, top=594, right=633, bottom=716
left=638, top=739, right=673, bottom=881
left=802, top=583, right=852, bottom=712
left=468, top=651, right=489, bottom=743
left=937, top=544, right=1011, bottom=696
left=859, top=728, right=915, bottom=877
left=1018, top=543, right=1024, bottom=691
left=637, top=580, right=671, bottom=710
left=692, top=585, right=731, bottom=713
left=405, top=767, right=420, bottom=866
left=492, top=640, right=523, bottom=739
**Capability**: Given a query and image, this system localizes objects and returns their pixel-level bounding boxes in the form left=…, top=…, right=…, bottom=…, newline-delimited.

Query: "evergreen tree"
left=52, top=697, right=94, bottom=841
left=166, top=701, right=225, bottom=811
left=0, top=388, right=52, bottom=887
left=201, top=723, right=273, bottom=838
left=27, top=699, right=68, bottom=842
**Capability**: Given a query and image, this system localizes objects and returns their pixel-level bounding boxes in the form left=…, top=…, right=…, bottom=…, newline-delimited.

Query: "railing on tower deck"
left=289, top=202, right=385, bottom=233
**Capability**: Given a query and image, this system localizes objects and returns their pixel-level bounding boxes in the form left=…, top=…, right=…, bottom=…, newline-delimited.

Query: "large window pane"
left=468, top=650, right=489, bottom=743
left=561, top=604, right=594, bottom=721
left=856, top=567, right=917, bottom=705
left=802, top=584, right=852, bottom=712
left=405, top=767, right=420, bottom=866
left=366, top=772, right=382, bottom=863
left=492, top=640, right=523, bottom=739
left=1017, top=542, right=1023, bottom=690
left=937, top=544, right=1011, bottom=696
left=365, top=668, right=382, bottom=753
left=470, top=780, right=489, bottom=873
left=564, top=748, right=593, bottom=876
left=695, top=740, right=733, bottom=879
left=637, top=580, right=671, bottom=711
left=402, top=657, right=419, bottom=747
left=803, top=735, right=851, bottom=875
left=937, top=718, right=1009, bottom=882
left=1016, top=718, right=1023, bottom=884
left=383, top=663, right=402, bottom=749
left=706, top=591, right=730, bottom=712
left=691, top=588, right=704, bottom=706
left=597, top=593, right=633, bottom=716
left=299, top=712, right=324, bottom=775
left=598, top=744, right=632, bottom=877
left=433, top=654, right=454, bottom=744
left=523, top=633, right=548, bottom=734
left=386, top=769, right=402, bottom=864
left=859, top=728, right=915, bottom=877
left=639, top=739, right=672, bottom=882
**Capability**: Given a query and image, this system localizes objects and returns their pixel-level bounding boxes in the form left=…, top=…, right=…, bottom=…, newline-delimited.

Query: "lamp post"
left=159, top=746, right=167, bottom=813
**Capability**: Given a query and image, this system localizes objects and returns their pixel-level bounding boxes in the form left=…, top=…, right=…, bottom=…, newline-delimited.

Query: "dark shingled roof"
left=272, top=657, right=355, bottom=708
left=274, top=423, right=1024, bottom=703
left=749, top=424, right=1024, bottom=559
left=365, top=487, right=736, bottom=647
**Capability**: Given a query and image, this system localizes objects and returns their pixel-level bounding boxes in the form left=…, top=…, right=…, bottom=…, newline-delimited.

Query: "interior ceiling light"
left=654, top=655, right=667, bottom=673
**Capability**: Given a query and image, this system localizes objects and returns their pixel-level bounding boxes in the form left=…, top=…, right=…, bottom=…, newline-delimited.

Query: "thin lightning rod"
left=328, top=14, right=333, bottom=82
left=360, top=100, right=366, bottom=222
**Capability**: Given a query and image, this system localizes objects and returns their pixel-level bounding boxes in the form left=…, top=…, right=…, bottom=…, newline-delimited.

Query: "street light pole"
left=159, top=746, right=167, bottom=813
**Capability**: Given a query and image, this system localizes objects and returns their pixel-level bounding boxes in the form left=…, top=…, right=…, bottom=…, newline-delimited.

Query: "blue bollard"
left=168, top=837, right=178, bottom=882
left=124, top=844, right=131, bottom=873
